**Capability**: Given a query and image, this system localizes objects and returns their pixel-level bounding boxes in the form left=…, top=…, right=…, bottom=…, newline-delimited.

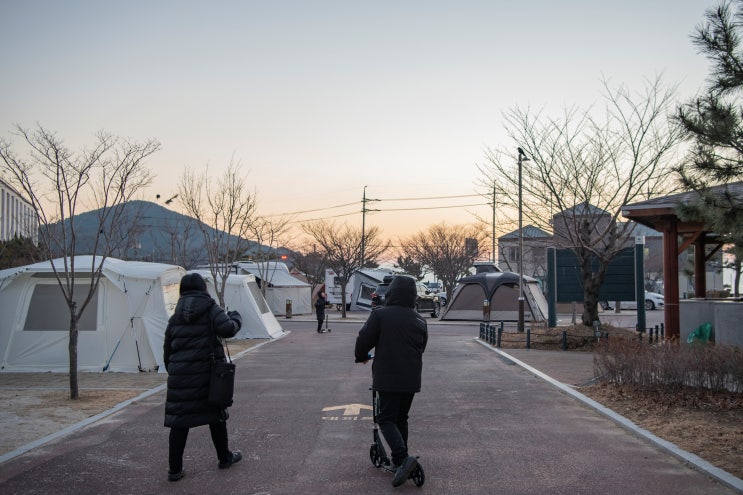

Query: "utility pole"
left=492, top=183, right=496, bottom=264
left=517, top=147, right=530, bottom=333
left=361, top=186, right=379, bottom=268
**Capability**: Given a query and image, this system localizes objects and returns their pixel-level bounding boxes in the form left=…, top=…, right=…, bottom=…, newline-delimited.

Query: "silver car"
left=601, top=291, right=664, bottom=311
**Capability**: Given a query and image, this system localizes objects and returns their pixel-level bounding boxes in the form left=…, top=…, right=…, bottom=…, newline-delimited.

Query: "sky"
left=0, top=0, right=716, bottom=250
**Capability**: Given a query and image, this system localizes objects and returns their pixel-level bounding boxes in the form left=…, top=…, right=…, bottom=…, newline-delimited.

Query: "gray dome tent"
left=440, top=272, right=547, bottom=322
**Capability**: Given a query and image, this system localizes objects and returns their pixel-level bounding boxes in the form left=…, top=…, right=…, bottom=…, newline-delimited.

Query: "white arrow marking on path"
left=322, top=404, right=372, bottom=416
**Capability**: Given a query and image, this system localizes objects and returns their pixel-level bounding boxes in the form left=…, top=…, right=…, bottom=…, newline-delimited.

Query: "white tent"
left=0, top=256, right=184, bottom=373
left=440, top=272, right=548, bottom=322
left=349, top=268, right=396, bottom=311
left=234, top=261, right=312, bottom=316
left=189, top=270, right=284, bottom=339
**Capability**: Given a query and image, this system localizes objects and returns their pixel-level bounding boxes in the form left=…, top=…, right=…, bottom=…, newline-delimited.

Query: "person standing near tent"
left=163, top=272, right=243, bottom=482
left=354, top=275, right=428, bottom=487
left=315, top=290, right=327, bottom=333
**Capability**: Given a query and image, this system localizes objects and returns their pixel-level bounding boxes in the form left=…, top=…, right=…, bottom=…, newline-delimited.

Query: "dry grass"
left=480, top=326, right=743, bottom=480
left=582, top=383, right=743, bottom=479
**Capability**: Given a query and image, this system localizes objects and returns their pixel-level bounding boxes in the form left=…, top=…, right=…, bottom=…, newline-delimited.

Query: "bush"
left=594, top=338, right=743, bottom=394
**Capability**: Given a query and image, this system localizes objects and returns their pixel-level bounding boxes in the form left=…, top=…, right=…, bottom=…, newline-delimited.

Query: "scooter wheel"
left=410, top=463, right=425, bottom=487
left=369, top=444, right=383, bottom=467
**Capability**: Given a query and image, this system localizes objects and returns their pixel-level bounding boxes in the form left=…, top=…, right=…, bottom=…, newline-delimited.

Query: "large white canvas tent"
left=440, top=272, right=548, bottom=322
left=189, top=270, right=284, bottom=339
left=0, top=256, right=184, bottom=373
left=234, top=261, right=312, bottom=316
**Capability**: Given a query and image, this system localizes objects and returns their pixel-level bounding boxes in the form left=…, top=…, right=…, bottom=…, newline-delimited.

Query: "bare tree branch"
left=0, top=124, right=159, bottom=398
left=478, top=76, right=683, bottom=325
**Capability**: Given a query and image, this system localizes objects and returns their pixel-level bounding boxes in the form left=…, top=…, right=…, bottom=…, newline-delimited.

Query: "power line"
left=264, top=201, right=359, bottom=217
left=379, top=203, right=489, bottom=212
left=269, top=193, right=484, bottom=218
left=377, top=194, right=482, bottom=201
left=286, top=210, right=359, bottom=224
left=284, top=202, right=490, bottom=224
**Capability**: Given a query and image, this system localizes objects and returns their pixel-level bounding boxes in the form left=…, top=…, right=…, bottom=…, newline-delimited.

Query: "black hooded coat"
left=354, top=276, right=428, bottom=393
left=163, top=290, right=242, bottom=428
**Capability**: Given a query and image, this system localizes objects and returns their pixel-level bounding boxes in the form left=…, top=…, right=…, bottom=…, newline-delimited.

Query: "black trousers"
left=377, top=391, right=415, bottom=466
left=316, top=316, right=324, bottom=332
left=168, top=422, right=230, bottom=473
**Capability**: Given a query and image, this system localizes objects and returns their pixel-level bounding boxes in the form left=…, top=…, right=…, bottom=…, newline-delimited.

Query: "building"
left=0, top=178, right=37, bottom=244
left=498, top=224, right=552, bottom=287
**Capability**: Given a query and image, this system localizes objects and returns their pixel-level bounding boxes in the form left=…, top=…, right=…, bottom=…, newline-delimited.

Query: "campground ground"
left=0, top=315, right=741, bottom=492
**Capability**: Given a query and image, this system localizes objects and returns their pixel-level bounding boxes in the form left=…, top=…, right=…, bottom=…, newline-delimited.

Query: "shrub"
left=594, top=338, right=743, bottom=394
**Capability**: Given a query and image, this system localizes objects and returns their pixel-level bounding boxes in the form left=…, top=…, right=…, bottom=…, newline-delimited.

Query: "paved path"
left=0, top=320, right=738, bottom=494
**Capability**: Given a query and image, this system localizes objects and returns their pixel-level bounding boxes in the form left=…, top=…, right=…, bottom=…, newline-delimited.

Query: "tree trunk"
left=582, top=275, right=602, bottom=326
left=68, top=306, right=79, bottom=400
left=340, top=282, right=348, bottom=319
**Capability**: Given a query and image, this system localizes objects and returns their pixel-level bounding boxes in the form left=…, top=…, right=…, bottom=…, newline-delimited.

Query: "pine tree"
left=677, top=1, right=743, bottom=246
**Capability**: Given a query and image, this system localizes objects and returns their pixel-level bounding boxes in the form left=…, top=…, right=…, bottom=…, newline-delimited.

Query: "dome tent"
left=440, top=272, right=548, bottom=322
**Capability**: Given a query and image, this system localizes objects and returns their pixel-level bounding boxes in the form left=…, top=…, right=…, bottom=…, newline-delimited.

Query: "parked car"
left=415, top=282, right=439, bottom=317
left=371, top=275, right=395, bottom=309
left=371, top=276, right=439, bottom=317
left=600, top=291, right=665, bottom=311
left=437, top=292, right=448, bottom=307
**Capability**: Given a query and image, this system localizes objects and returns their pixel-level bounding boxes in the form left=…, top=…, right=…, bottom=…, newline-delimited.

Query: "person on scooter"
left=354, top=275, right=428, bottom=487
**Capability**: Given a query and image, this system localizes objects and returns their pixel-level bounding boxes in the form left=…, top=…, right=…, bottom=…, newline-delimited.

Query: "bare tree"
left=479, top=76, right=684, bottom=325
left=0, top=124, right=159, bottom=399
left=399, top=223, right=487, bottom=299
left=302, top=220, right=389, bottom=318
left=394, top=254, right=425, bottom=280
left=151, top=214, right=203, bottom=269
left=246, top=215, right=292, bottom=297
left=291, top=246, right=327, bottom=294
left=178, top=160, right=257, bottom=307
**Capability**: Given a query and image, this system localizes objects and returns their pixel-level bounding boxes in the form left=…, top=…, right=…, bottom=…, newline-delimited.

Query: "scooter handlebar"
left=355, top=353, right=373, bottom=363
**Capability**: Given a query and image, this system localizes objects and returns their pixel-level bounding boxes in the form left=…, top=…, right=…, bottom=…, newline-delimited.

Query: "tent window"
left=491, top=284, right=519, bottom=310
left=24, top=284, right=98, bottom=331
left=247, top=280, right=271, bottom=314
left=162, top=282, right=180, bottom=315
left=455, top=284, right=486, bottom=307
left=358, top=283, right=375, bottom=302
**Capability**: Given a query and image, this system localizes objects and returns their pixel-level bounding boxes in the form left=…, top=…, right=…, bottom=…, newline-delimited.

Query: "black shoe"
left=392, top=456, right=417, bottom=487
left=218, top=451, right=243, bottom=469
left=167, top=469, right=184, bottom=482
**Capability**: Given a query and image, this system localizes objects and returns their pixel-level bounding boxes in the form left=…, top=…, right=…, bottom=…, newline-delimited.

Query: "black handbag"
left=208, top=319, right=235, bottom=408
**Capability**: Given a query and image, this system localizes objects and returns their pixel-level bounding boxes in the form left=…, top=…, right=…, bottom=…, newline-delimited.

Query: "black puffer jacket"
left=163, top=290, right=242, bottom=428
left=354, top=276, right=428, bottom=393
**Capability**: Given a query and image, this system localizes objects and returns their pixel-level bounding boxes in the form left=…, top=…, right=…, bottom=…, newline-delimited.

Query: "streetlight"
left=517, top=147, right=530, bottom=333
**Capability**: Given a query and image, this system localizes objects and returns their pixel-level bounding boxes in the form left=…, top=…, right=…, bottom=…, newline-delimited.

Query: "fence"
left=478, top=321, right=667, bottom=350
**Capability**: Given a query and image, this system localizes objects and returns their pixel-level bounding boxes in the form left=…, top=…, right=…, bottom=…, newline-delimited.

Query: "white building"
left=0, top=178, right=38, bottom=244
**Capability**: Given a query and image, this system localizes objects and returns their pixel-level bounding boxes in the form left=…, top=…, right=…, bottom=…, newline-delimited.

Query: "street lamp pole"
left=517, top=147, right=529, bottom=333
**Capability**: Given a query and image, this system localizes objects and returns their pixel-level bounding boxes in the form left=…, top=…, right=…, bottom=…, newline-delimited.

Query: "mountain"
left=45, top=200, right=289, bottom=268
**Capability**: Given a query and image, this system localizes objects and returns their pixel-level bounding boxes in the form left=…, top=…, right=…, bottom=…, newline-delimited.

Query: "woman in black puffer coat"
left=163, top=273, right=243, bottom=482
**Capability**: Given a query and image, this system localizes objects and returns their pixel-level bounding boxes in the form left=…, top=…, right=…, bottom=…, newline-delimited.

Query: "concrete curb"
left=0, top=333, right=287, bottom=466
left=474, top=338, right=743, bottom=494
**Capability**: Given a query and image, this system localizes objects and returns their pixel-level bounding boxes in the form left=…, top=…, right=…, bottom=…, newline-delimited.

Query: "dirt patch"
left=582, top=383, right=743, bottom=480
left=0, top=338, right=263, bottom=457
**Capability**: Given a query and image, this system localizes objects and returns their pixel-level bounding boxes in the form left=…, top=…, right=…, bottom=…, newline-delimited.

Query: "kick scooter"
left=368, top=388, right=425, bottom=487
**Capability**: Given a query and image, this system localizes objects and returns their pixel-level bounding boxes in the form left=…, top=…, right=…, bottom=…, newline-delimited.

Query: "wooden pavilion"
left=621, top=181, right=743, bottom=340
